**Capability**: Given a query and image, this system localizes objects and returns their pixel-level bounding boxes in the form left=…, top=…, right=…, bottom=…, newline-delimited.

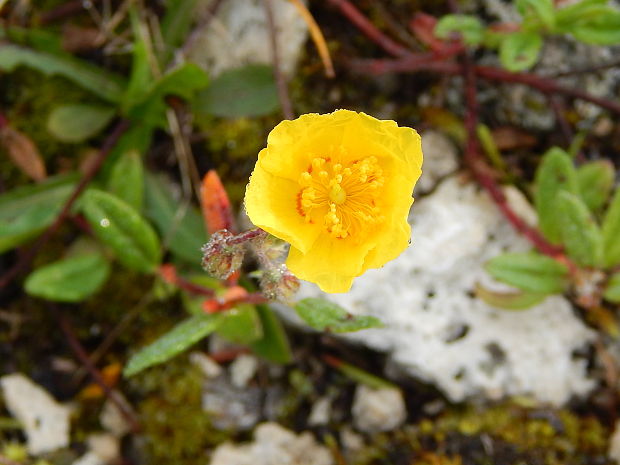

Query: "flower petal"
left=245, top=162, right=321, bottom=254
left=286, top=233, right=376, bottom=293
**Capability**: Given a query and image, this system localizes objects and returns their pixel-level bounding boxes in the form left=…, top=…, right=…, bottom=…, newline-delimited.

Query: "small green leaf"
left=555, top=0, right=607, bottom=30
left=251, top=305, right=292, bottom=364
left=564, top=7, right=620, bottom=44
left=80, top=189, right=161, bottom=273
left=295, top=298, right=383, bottom=333
left=124, top=314, right=221, bottom=377
left=475, top=283, right=548, bottom=310
left=435, top=14, right=485, bottom=45
left=194, top=64, right=279, bottom=118
left=557, top=191, right=603, bottom=267
left=516, top=0, right=555, bottom=29
left=485, top=252, right=569, bottom=294
left=499, top=31, right=543, bottom=71
left=107, top=150, right=144, bottom=212
left=127, top=64, right=209, bottom=127
left=576, top=160, right=614, bottom=213
left=603, top=272, right=620, bottom=303
left=534, top=147, right=578, bottom=244
left=328, top=357, right=396, bottom=389
left=160, top=0, right=201, bottom=63
left=0, top=175, right=76, bottom=252
left=123, top=8, right=153, bottom=111
left=47, top=104, right=115, bottom=143
left=0, top=45, right=125, bottom=103
left=217, top=304, right=263, bottom=345
left=24, top=253, right=110, bottom=303
left=144, top=172, right=207, bottom=266
left=602, top=187, right=620, bottom=268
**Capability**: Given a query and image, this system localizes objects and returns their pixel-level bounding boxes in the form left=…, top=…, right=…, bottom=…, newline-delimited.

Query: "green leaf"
left=160, top=0, right=200, bottom=64
left=124, top=314, right=221, bottom=377
left=603, top=272, right=620, bottom=303
left=602, top=187, right=620, bottom=268
left=555, top=0, right=607, bottom=30
left=516, top=0, right=556, bottom=29
left=127, top=64, right=209, bottom=127
left=24, top=253, right=110, bottom=303
left=557, top=191, right=603, bottom=267
left=434, top=14, right=485, bottom=45
left=194, top=64, right=280, bottom=118
left=0, top=44, right=125, bottom=103
left=327, top=357, right=396, bottom=389
left=107, top=150, right=144, bottom=212
left=217, top=304, right=263, bottom=345
left=576, top=160, right=615, bottom=213
left=474, top=283, right=548, bottom=310
left=485, top=252, right=569, bottom=294
left=144, top=172, right=207, bottom=265
left=251, top=305, right=292, bottom=364
left=499, top=31, right=543, bottom=71
left=534, top=147, right=578, bottom=244
left=571, top=9, right=620, bottom=45
left=123, top=8, right=153, bottom=111
left=80, top=189, right=162, bottom=273
left=295, top=298, right=383, bottom=333
left=47, top=104, right=115, bottom=143
left=0, top=175, right=76, bottom=253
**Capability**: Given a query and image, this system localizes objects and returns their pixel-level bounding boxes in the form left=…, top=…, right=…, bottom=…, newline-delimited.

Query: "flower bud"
left=259, top=264, right=300, bottom=301
left=201, top=230, right=245, bottom=279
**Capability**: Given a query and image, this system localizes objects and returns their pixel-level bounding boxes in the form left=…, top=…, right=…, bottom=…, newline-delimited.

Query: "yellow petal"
left=286, top=232, right=376, bottom=292
left=245, top=162, right=321, bottom=254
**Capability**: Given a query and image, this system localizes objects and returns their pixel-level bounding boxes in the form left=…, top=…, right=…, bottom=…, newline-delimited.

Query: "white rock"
left=288, top=176, right=595, bottom=405
left=190, top=351, right=223, bottom=379
left=100, top=393, right=132, bottom=437
left=87, top=433, right=120, bottom=464
left=230, top=354, right=259, bottom=388
left=415, top=131, right=459, bottom=194
left=210, top=422, right=333, bottom=465
left=71, top=452, right=105, bottom=465
left=351, top=385, right=406, bottom=433
left=0, top=373, right=70, bottom=455
left=308, top=396, right=331, bottom=427
left=189, top=0, right=308, bottom=77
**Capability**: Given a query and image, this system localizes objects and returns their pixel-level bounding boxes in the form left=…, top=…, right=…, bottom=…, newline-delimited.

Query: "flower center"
left=296, top=155, right=385, bottom=239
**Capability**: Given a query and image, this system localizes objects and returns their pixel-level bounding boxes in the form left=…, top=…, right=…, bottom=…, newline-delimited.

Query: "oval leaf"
left=435, top=14, right=485, bottom=45
left=0, top=125, right=46, bottom=181
left=295, top=298, right=383, bottom=333
left=124, top=314, right=221, bottom=377
left=485, top=252, right=569, bottom=294
left=577, top=160, right=614, bottom=213
left=250, top=305, right=292, bottom=364
left=475, top=283, right=549, bottom=310
left=603, top=272, right=620, bottom=303
left=24, top=253, right=110, bottom=303
left=107, top=150, right=144, bottom=212
left=557, top=191, right=603, bottom=267
left=602, top=188, right=620, bottom=268
left=0, top=175, right=76, bottom=253
left=80, top=189, right=161, bottom=273
left=534, top=147, right=578, bottom=244
left=216, top=304, right=263, bottom=345
left=516, top=0, right=555, bottom=28
left=47, top=104, right=115, bottom=143
left=499, top=31, right=543, bottom=72
left=193, top=64, right=279, bottom=118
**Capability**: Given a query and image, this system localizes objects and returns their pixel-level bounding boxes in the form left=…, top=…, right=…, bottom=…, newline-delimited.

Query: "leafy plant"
left=479, top=147, right=620, bottom=310
left=435, top=0, right=620, bottom=71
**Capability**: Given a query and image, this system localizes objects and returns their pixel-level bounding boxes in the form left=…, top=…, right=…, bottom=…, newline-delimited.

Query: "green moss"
left=130, top=359, right=229, bottom=465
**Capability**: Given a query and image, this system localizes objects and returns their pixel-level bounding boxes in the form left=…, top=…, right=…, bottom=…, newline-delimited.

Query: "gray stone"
left=351, top=385, right=406, bottom=433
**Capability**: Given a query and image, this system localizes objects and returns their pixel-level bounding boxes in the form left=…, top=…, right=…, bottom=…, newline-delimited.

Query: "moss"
left=130, top=358, right=229, bottom=465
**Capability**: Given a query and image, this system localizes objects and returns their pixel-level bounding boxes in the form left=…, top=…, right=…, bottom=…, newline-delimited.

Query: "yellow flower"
left=244, top=110, right=423, bottom=293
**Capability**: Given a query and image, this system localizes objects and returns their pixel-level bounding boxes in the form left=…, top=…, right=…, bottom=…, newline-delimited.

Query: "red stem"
left=327, top=0, right=412, bottom=57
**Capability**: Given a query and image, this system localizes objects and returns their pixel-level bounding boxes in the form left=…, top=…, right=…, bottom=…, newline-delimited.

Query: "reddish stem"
left=54, top=306, right=141, bottom=433
left=227, top=227, right=267, bottom=246
left=327, top=0, right=411, bottom=57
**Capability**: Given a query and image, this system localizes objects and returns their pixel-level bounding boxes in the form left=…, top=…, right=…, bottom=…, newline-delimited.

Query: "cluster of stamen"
left=296, top=154, right=385, bottom=239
